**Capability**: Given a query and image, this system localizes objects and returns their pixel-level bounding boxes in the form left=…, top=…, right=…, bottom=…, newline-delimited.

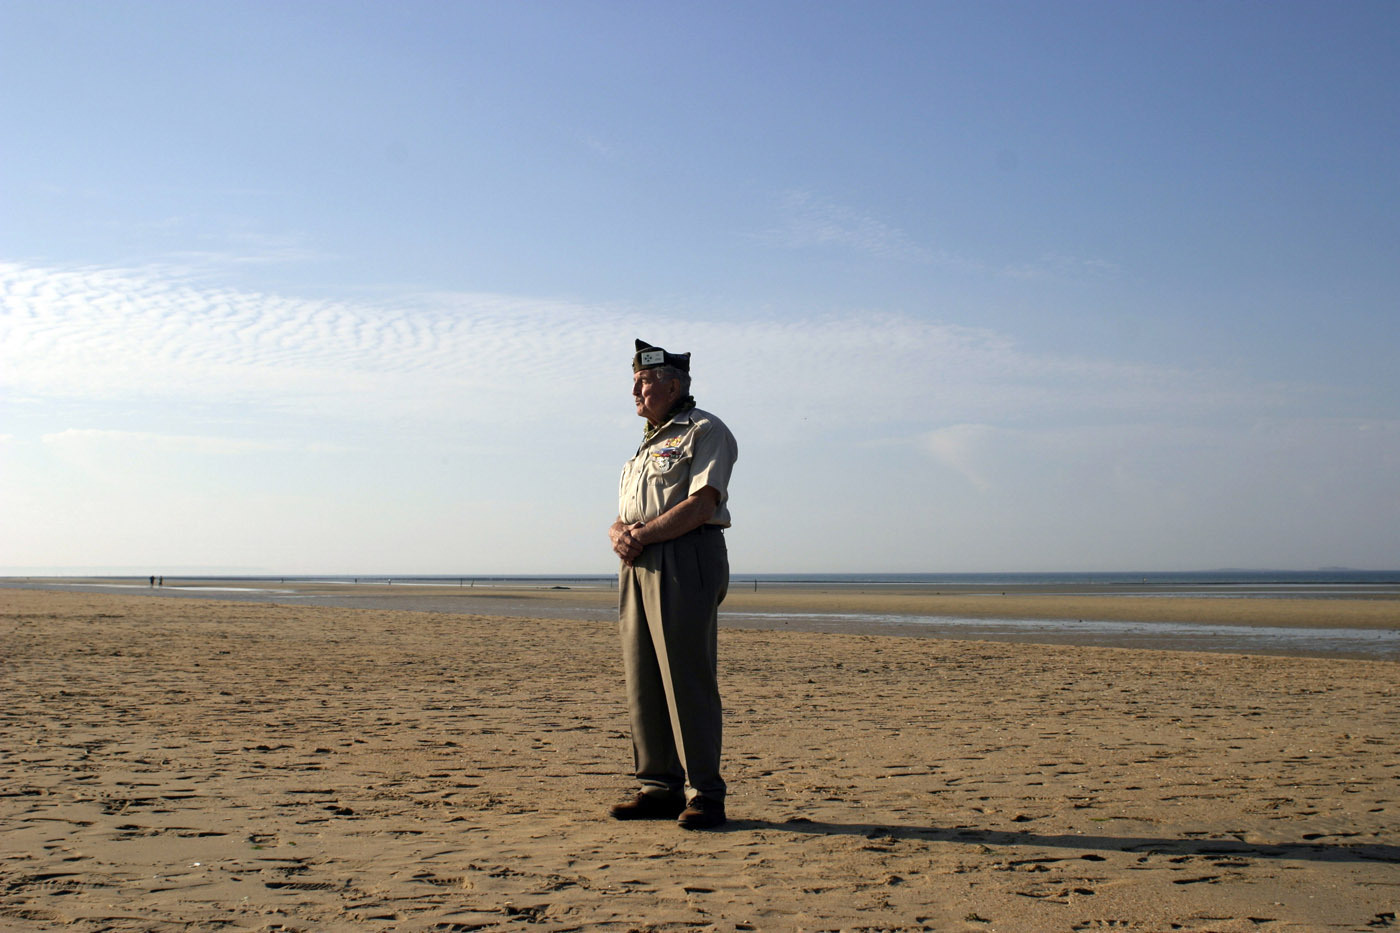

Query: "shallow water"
left=5, top=577, right=1397, bottom=660
left=719, top=609, right=1400, bottom=660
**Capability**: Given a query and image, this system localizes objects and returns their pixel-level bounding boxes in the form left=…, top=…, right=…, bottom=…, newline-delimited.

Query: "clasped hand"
left=611, top=521, right=646, bottom=565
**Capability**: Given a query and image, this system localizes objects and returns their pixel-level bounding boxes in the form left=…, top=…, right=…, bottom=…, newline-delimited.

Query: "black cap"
left=632, top=339, right=691, bottom=373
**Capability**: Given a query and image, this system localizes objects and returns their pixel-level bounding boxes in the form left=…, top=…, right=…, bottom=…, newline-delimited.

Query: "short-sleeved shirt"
left=618, top=407, right=737, bottom=527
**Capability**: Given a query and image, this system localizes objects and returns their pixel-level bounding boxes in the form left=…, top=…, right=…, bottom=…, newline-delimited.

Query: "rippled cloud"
left=0, top=260, right=625, bottom=428
left=1, top=258, right=1307, bottom=441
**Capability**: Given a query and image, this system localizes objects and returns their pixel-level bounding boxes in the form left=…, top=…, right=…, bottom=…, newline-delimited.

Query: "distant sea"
left=7, top=569, right=1400, bottom=599
left=131, top=569, right=1399, bottom=596
left=72, top=569, right=1397, bottom=583
left=5, top=569, right=1399, bottom=590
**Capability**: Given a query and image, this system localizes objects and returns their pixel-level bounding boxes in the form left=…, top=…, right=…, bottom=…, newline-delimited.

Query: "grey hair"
left=650, top=364, right=692, bottom=395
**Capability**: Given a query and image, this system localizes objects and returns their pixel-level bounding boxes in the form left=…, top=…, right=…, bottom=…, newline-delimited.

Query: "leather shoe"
left=609, top=792, right=685, bottom=821
left=678, top=796, right=727, bottom=830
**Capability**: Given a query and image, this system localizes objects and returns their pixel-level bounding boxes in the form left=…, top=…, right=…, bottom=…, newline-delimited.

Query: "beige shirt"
left=618, top=407, right=737, bottom=527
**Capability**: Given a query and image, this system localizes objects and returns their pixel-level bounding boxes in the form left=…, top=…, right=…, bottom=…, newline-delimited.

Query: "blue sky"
left=2, top=1, right=1397, bottom=574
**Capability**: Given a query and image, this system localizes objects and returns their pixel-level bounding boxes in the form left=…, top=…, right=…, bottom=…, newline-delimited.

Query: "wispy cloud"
left=3, top=259, right=1392, bottom=573
left=41, top=428, right=350, bottom=456
left=0, top=260, right=623, bottom=427
left=997, top=251, right=1120, bottom=280
left=163, top=235, right=335, bottom=268
left=583, top=135, right=623, bottom=161
left=922, top=424, right=997, bottom=490
left=0, top=258, right=1303, bottom=440
left=752, top=191, right=1119, bottom=283
left=753, top=190, right=944, bottom=263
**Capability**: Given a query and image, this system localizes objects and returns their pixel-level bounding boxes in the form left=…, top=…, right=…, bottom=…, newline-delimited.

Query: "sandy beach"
left=2, top=587, right=1397, bottom=932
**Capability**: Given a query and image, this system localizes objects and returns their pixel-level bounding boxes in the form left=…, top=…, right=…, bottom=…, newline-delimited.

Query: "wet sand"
left=1, top=587, right=1397, bottom=932
left=11, top=577, right=1397, bottom=658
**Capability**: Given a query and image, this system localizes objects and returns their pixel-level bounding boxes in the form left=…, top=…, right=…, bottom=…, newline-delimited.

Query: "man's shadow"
left=722, top=818, right=1399, bottom=864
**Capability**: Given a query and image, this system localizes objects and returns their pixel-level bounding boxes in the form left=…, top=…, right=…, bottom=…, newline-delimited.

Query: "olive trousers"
left=619, top=526, right=729, bottom=802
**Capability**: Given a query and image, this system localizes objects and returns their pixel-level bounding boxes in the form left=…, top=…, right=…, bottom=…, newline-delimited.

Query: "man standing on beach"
left=608, top=339, right=737, bottom=830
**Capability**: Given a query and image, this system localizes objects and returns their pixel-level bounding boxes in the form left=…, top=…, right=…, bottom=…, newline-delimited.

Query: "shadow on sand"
left=723, top=818, right=1399, bottom=864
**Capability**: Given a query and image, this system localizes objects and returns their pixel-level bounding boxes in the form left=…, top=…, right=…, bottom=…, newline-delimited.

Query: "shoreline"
left=5, top=577, right=1397, bottom=660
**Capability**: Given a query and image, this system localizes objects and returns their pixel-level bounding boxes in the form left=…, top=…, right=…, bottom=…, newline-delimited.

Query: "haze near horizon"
left=2, top=1, right=1397, bottom=575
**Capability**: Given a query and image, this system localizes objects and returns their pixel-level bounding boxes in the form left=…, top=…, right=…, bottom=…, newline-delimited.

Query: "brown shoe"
left=678, top=796, right=727, bottom=830
left=609, top=792, right=686, bottom=821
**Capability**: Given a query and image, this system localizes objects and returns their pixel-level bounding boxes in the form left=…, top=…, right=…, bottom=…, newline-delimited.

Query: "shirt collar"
left=642, top=397, right=697, bottom=442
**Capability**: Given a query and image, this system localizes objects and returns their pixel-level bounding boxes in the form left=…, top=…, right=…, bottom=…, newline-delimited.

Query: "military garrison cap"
left=632, top=339, right=691, bottom=373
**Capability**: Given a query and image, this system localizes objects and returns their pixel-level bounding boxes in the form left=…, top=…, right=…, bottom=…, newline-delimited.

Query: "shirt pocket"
left=646, top=446, right=692, bottom=505
left=645, top=440, right=692, bottom=477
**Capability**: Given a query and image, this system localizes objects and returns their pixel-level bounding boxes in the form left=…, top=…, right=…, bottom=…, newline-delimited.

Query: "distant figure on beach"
left=149, top=575, right=155, bottom=587
left=608, top=339, right=738, bottom=830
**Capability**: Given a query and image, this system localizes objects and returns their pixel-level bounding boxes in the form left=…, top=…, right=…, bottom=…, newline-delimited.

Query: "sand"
left=1, top=587, right=1396, bottom=932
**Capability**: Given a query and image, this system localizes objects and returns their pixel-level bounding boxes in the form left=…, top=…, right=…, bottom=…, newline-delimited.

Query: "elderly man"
left=608, top=339, right=738, bottom=830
